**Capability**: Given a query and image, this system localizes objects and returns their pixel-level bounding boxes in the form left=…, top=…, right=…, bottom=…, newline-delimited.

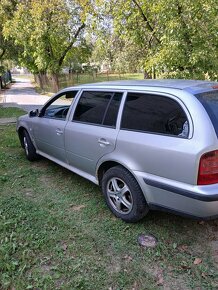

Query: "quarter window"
left=73, top=91, right=122, bottom=127
left=121, top=93, right=188, bottom=137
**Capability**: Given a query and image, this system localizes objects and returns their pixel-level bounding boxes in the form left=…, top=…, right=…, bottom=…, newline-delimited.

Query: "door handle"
left=98, top=138, right=110, bottom=146
left=56, top=129, right=63, bottom=135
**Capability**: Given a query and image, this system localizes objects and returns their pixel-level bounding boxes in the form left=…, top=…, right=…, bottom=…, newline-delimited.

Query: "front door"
left=32, top=91, right=77, bottom=162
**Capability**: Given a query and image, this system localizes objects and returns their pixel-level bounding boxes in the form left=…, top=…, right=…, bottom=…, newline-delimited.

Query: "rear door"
left=64, top=90, right=123, bottom=175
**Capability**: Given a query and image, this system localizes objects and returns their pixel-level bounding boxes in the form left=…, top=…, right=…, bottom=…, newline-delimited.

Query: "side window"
left=42, top=91, right=77, bottom=120
left=121, top=92, right=188, bottom=137
left=73, top=91, right=123, bottom=127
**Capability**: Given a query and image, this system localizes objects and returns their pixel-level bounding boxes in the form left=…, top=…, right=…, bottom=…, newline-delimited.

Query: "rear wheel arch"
left=97, top=161, right=126, bottom=185
left=101, top=165, right=149, bottom=222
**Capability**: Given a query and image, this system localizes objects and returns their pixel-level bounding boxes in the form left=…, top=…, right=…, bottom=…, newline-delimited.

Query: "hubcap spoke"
left=111, top=178, right=120, bottom=192
left=115, top=198, right=121, bottom=210
left=108, top=191, right=117, bottom=199
left=120, top=195, right=132, bottom=210
left=120, top=185, right=129, bottom=196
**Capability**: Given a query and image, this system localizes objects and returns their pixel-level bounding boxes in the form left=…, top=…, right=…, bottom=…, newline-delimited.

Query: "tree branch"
left=177, top=3, right=193, bottom=50
left=0, top=48, right=6, bottom=60
left=132, top=0, right=160, bottom=44
left=58, top=23, right=86, bottom=67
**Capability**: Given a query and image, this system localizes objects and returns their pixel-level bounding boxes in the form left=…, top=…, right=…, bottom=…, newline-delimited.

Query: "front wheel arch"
left=21, top=129, right=40, bottom=161
left=18, top=127, right=26, bottom=148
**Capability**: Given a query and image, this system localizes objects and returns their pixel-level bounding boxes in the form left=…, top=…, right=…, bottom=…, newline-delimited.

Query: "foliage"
left=3, top=0, right=86, bottom=78
left=35, top=72, right=144, bottom=93
left=0, top=0, right=20, bottom=63
left=92, top=0, right=218, bottom=79
left=1, top=0, right=218, bottom=81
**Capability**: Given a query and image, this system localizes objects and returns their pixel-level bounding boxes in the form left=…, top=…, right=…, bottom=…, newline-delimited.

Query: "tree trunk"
left=0, top=76, right=3, bottom=89
left=143, top=70, right=152, bottom=79
left=36, top=73, right=44, bottom=90
left=50, top=73, right=59, bottom=93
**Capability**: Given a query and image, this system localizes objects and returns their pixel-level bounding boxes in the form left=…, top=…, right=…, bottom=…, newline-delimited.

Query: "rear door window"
left=121, top=92, right=188, bottom=137
left=73, top=91, right=123, bottom=127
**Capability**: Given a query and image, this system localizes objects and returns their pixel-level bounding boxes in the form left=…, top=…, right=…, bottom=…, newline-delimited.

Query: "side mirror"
left=29, top=109, right=39, bottom=117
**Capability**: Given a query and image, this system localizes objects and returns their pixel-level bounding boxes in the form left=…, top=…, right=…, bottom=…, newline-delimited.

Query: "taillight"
left=198, top=150, right=218, bottom=185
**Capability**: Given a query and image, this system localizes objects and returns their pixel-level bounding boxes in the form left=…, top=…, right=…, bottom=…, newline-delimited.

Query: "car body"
left=17, top=79, right=218, bottom=222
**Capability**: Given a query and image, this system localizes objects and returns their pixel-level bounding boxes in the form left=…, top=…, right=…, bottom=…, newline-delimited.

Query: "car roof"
left=63, top=79, right=218, bottom=95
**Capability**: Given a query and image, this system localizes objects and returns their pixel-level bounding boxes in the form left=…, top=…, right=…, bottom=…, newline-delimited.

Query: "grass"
left=0, top=107, right=26, bottom=118
left=0, top=109, right=218, bottom=289
left=35, top=72, right=144, bottom=94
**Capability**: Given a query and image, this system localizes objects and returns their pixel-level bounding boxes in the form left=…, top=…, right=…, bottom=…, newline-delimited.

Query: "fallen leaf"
left=178, top=244, right=188, bottom=252
left=61, top=242, right=68, bottom=251
left=157, top=276, right=164, bottom=286
left=132, top=281, right=138, bottom=289
left=172, top=242, right=177, bottom=249
left=124, top=255, right=133, bottom=262
left=138, top=234, right=158, bottom=248
left=156, top=269, right=164, bottom=286
left=180, top=261, right=191, bottom=269
left=194, top=258, right=202, bottom=265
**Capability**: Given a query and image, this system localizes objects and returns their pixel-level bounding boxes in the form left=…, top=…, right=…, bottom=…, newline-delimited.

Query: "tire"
left=101, top=166, right=149, bottom=222
left=22, top=130, right=40, bottom=161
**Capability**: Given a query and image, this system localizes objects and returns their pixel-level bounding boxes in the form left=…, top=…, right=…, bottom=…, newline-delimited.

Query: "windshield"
left=196, top=90, right=218, bottom=136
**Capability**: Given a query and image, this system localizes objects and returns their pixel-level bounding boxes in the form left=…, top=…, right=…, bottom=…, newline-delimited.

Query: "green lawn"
left=0, top=107, right=26, bottom=118
left=0, top=109, right=218, bottom=289
left=35, top=72, right=144, bottom=94
left=58, top=72, right=144, bottom=88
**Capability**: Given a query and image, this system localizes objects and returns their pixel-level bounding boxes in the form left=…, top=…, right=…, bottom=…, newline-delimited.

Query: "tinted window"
left=196, top=90, right=218, bottom=136
left=73, top=91, right=122, bottom=127
left=121, top=93, right=188, bottom=137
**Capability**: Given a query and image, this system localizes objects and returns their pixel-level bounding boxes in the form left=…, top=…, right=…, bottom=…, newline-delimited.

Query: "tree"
left=0, top=0, right=20, bottom=64
left=3, top=0, right=86, bottom=91
left=92, top=0, right=218, bottom=80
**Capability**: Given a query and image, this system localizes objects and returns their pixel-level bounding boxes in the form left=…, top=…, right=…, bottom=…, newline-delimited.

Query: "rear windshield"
left=196, top=90, right=218, bottom=136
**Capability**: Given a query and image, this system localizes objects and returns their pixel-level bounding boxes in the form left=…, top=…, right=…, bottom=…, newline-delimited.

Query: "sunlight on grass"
left=34, top=72, right=144, bottom=94
left=0, top=107, right=26, bottom=118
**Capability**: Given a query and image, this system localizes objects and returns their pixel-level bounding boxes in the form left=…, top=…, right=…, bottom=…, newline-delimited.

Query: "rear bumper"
left=134, top=171, right=218, bottom=219
left=144, top=178, right=218, bottom=202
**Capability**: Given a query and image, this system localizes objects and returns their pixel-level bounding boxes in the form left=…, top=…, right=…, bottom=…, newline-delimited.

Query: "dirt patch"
left=39, top=175, right=54, bottom=187
left=70, top=204, right=86, bottom=211
left=145, top=264, right=190, bottom=290
left=23, top=188, right=35, bottom=198
left=107, top=254, right=122, bottom=274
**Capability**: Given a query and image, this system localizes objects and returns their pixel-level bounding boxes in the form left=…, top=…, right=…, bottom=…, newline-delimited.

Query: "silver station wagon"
left=17, top=80, right=218, bottom=222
